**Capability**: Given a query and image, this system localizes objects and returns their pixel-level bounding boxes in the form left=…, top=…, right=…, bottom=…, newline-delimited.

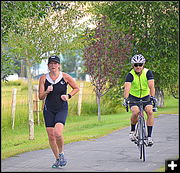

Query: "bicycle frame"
left=136, top=106, right=147, bottom=162
left=126, top=99, right=149, bottom=162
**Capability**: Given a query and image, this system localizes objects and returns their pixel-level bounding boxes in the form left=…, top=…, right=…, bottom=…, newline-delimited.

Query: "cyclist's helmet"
left=131, top=54, right=146, bottom=64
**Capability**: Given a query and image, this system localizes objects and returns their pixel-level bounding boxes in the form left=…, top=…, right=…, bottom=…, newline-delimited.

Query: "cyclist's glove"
left=150, top=96, right=157, bottom=104
left=123, top=98, right=128, bottom=107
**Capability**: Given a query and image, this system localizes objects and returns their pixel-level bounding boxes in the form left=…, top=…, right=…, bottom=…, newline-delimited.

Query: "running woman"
left=38, top=55, right=79, bottom=168
left=123, top=54, right=157, bottom=146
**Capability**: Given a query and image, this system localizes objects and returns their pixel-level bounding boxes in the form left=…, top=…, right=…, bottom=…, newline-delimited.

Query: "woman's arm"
left=38, top=75, right=53, bottom=100
left=61, top=72, right=80, bottom=101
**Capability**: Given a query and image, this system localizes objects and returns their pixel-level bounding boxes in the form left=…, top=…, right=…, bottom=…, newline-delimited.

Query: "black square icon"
left=165, top=159, right=179, bottom=172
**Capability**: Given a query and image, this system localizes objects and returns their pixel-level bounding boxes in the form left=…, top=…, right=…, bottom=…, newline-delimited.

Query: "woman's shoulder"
left=39, top=74, right=47, bottom=82
left=62, top=72, right=71, bottom=79
left=62, top=72, right=73, bottom=83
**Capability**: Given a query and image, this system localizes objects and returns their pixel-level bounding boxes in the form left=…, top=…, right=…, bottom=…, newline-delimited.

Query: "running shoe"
left=59, top=153, right=67, bottom=167
left=52, top=159, right=60, bottom=168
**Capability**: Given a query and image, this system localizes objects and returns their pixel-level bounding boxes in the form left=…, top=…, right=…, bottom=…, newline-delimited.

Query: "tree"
left=88, top=1, right=179, bottom=107
left=61, top=49, right=83, bottom=75
left=1, top=47, right=20, bottom=81
left=1, top=1, right=52, bottom=80
left=2, top=1, right=88, bottom=139
left=83, top=16, right=133, bottom=120
left=1, top=1, right=87, bottom=79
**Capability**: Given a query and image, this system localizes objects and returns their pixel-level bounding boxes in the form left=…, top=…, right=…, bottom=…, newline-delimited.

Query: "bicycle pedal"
left=147, top=143, right=153, bottom=147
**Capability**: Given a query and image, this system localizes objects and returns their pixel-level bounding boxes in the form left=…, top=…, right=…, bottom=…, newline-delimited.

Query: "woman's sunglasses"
left=134, top=63, right=143, bottom=67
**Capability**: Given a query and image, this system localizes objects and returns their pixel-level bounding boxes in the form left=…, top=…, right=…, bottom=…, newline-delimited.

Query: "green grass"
left=155, top=166, right=165, bottom=172
left=1, top=80, right=97, bottom=129
left=1, top=112, right=130, bottom=159
left=2, top=94, right=178, bottom=160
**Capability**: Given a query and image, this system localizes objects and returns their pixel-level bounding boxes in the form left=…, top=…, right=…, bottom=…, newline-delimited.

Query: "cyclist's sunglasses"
left=134, top=63, right=143, bottom=67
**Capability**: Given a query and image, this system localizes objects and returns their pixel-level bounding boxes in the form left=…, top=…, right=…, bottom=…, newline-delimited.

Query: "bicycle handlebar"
left=125, top=100, right=157, bottom=112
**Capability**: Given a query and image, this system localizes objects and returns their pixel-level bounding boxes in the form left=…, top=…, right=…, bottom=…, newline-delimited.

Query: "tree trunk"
left=20, top=60, right=25, bottom=77
left=96, top=94, right=101, bottom=121
left=26, top=60, right=34, bottom=140
left=155, top=87, right=164, bottom=107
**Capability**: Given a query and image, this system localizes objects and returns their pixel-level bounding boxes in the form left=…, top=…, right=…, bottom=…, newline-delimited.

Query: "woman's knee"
left=46, top=127, right=55, bottom=141
left=47, top=133, right=56, bottom=142
left=55, top=134, right=63, bottom=141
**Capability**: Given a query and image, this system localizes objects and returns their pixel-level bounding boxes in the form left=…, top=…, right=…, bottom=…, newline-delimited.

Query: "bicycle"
left=125, top=99, right=157, bottom=162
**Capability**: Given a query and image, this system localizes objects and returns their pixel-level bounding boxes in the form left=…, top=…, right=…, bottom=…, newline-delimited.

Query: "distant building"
left=6, top=73, right=19, bottom=81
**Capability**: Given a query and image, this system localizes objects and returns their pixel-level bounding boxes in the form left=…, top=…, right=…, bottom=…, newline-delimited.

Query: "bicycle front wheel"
left=140, top=142, right=145, bottom=162
left=138, top=116, right=146, bottom=162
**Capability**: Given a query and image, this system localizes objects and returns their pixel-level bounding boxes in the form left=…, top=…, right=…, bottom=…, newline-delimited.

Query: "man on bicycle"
left=123, top=54, right=157, bottom=146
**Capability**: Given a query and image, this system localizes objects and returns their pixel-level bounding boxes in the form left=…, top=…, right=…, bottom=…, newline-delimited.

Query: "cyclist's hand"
left=122, top=98, right=128, bottom=107
left=150, top=96, right=157, bottom=104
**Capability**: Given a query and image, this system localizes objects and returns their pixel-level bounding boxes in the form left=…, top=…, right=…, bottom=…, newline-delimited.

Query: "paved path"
left=1, top=114, right=179, bottom=172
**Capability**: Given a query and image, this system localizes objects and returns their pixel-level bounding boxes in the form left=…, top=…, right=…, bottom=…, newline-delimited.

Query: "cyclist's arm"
left=124, top=73, right=133, bottom=98
left=148, top=79, right=155, bottom=97
left=124, top=82, right=131, bottom=98
left=147, top=70, right=155, bottom=97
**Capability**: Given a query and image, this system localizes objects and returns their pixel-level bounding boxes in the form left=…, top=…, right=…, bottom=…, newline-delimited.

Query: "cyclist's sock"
left=131, top=124, right=136, bottom=131
left=147, top=126, right=153, bottom=137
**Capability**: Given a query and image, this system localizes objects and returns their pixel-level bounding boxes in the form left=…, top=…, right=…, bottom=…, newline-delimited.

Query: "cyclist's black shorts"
left=43, top=107, right=68, bottom=127
left=128, top=94, right=152, bottom=110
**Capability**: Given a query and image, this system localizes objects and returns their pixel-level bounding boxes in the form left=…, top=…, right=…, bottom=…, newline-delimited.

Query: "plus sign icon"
left=166, top=159, right=179, bottom=172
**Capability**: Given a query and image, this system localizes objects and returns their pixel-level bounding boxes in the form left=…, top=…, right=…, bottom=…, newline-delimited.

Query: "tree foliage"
left=1, top=1, right=89, bottom=139
left=1, top=1, right=52, bottom=41
left=84, top=16, right=133, bottom=96
left=61, top=49, right=83, bottom=74
left=88, top=1, right=179, bottom=92
left=1, top=1, right=87, bottom=79
left=83, top=16, right=133, bottom=120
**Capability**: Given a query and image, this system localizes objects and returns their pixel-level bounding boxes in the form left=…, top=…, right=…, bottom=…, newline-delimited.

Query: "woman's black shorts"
left=43, top=108, right=68, bottom=127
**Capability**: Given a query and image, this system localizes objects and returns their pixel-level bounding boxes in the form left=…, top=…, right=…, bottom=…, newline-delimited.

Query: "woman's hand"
left=61, top=95, right=69, bottom=101
left=46, top=85, right=53, bottom=94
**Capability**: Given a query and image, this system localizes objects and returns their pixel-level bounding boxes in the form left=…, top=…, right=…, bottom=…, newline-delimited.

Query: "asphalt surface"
left=1, top=114, right=179, bottom=172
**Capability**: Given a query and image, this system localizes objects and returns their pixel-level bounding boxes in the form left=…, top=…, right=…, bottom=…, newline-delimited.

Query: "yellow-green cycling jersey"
left=129, top=68, right=150, bottom=98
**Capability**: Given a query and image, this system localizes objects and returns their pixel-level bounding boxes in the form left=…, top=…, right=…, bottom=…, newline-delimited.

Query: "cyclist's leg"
left=144, top=104, right=154, bottom=146
left=129, top=105, right=139, bottom=141
left=130, top=105, right=140, bottom=127
left=144, top=105, right=154, bottom=132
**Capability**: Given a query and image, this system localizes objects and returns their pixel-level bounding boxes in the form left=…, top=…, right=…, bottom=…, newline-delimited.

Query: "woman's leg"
left=54, top=123, right=64, bottom=154
left=46, top=127, right=59, bottom=159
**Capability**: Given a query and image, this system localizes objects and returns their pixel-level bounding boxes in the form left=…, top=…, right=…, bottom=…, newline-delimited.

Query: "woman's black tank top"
left=44, top=72, right=68, bottom=111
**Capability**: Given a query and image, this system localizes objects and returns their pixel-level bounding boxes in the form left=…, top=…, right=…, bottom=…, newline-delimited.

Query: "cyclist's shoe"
left=147, top=137, right=153, bottom=146
left=52, top=159, right=60, bottom=168
left=129, top=131, right=136, bottom=142
left=59, top=153, right=67, bottom=167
